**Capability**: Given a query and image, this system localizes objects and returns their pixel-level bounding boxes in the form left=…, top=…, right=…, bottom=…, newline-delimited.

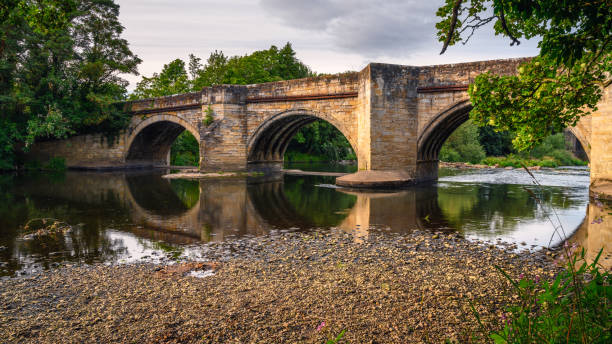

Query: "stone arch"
left=566, top=126, right=590, bottom=161
left=418, top=100, right=472, bottom=162
left=125, top=114, right=200, bottom=165
left=417, top=99, right=593, bottom=168
left=247, top=109, right=357, bottom=171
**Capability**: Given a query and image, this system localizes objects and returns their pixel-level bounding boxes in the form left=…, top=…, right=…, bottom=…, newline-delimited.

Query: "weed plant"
left=475, top=166, right=611, bottom=343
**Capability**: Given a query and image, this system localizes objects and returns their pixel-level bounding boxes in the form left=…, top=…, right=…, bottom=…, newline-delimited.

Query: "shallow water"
left=0, top=166, right=606, bottom=276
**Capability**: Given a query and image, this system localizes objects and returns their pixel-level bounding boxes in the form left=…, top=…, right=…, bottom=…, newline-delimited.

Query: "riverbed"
left=1, top=165, right=608, bottom=277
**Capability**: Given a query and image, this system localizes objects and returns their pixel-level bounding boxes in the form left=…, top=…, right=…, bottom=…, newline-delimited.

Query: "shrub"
left=440, top=146, right=461, bottom=162
left=490, top=249, right=611, bottom=343
left=529, top=133, right=566, bottom=159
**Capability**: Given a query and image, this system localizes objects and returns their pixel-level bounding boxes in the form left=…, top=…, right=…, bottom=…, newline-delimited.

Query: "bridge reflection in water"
left=4, top=170, right=611, bottom=275
left=14, top=172, right=449, bottom=244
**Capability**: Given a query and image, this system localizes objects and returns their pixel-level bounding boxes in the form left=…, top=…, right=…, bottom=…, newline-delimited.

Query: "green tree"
left=130, top=59, right=190, bottom=99
left=436, top=0, right=611, bottom=151
left=440, top=120, right=486, bottom=164
left=478, top=125, right=515, bottom=156
left=218, top=43, right=313, bottom=85
left=286, top=120, right=355, bottom=162
left=0, top=0, right=140, bottom=169
left=191, top=50, right=228, bottom=89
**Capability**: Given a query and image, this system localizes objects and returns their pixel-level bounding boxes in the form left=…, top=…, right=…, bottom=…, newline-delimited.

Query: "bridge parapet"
left=126, top=92, right=202, bottom=114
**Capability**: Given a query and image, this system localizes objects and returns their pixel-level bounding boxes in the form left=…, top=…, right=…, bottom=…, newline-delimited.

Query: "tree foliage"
left=436, top=0, right=611, bottom=151
left=0, top=0, right=140, bottom=168
left=440, top=120, right=486, bottom=164
left=286, top=120, right=355, bottom=162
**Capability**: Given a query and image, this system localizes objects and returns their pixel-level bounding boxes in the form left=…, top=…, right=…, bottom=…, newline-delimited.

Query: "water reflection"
left=437, top=182, right=588, bottom=246
left=0, top=168, right=597, bottom=276
left=570, top=201, right=612, bottom=269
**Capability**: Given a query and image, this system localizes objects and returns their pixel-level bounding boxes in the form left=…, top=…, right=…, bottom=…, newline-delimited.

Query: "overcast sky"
left=117, top=0, right=539, bottom=88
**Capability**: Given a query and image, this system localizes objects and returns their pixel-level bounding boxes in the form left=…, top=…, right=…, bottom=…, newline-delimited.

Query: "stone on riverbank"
left=0, top=231, right=557, bottom=343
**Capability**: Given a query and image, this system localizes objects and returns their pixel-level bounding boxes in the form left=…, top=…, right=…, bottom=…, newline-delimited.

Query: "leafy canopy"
left=436, top=0, right=611, bottom=151
left=0, top=0, right=140, bottom=168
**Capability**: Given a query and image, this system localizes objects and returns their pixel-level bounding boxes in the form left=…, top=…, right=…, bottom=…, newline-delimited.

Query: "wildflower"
left=316, top=321, right=326, bottom=332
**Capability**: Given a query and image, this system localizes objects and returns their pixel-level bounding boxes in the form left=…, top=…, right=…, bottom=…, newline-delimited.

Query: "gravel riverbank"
left=0, top=230, right=558, bottom=343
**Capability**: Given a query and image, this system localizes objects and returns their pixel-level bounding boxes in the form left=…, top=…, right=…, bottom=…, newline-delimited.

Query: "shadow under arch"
left=418, top=100, right=473, bottom=164
left=247, top=109, right=357, bottom=171
left=125, top=114, right=201, bottom=166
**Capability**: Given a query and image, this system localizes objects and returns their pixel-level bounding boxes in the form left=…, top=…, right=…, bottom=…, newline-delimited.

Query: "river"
left=0, top=164, right=609, bottom=277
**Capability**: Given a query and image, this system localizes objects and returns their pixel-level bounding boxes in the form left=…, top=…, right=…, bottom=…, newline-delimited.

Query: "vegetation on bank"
left=440, top=120, right=587, bottom=167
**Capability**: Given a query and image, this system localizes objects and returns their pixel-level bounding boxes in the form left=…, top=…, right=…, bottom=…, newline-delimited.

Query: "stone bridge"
left=29, top=58, right=611, bottom=192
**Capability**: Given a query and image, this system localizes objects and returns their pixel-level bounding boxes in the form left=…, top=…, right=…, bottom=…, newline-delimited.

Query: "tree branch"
left=498, top=1, right=520, bottom=46
left=440, top=0, right=463, bottom=54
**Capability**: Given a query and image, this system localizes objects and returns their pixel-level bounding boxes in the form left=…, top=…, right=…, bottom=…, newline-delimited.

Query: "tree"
left=0, top=0, right=140, bottom=168
left=130, top=59, right=190, bottom=99
left=436, top=0, right=611, bottom=151
left=440, top=120, right=486, bottom=163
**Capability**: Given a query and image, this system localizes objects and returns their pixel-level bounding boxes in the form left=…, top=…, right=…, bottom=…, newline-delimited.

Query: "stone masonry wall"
left=367, top=63, right=420, bottom=172
left=590, top=85, right=612, bottom=194
left=416, top=58, right=528, bottom=138
left=27, top=133, right=128, bottom=167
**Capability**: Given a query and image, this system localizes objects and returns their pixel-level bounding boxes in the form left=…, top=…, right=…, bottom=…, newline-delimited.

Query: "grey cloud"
left=260, top=0, right=441, bottom=57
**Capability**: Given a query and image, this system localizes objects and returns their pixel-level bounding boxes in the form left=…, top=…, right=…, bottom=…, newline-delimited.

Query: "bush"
left=529, top=133, right=566, bottom=159
left=549, top=149, right=588, bottom=166
left=440, top=146, right=462, bottom=162
left=43, top=157, right=66, bottom=171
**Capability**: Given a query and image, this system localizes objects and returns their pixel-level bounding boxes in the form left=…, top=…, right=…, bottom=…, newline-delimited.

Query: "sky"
left=117, top=0, right=540, bottom=88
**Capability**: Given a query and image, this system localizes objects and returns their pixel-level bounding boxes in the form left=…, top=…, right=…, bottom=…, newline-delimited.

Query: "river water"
left=1, top=165, right=609, bottom=276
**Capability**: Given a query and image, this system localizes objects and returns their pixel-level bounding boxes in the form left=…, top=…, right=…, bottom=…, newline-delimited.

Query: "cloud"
left=260, top=0, right=440, bottom=58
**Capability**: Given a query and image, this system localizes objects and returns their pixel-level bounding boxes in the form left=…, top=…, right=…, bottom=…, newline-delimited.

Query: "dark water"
left=0, top=166, right=602, bottom=276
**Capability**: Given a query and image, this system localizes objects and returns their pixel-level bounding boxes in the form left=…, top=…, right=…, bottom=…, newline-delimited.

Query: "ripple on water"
left=439, top=168, right=590, bottom=188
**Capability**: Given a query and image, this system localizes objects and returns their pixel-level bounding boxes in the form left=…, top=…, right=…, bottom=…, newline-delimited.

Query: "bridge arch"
left=417, top=99, right=591, bottom=179
left=247, top=109, right=357, bottom=170
left=125, top=114, right=200, bottom=165
left=418, top=100, right=473, bottom=163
